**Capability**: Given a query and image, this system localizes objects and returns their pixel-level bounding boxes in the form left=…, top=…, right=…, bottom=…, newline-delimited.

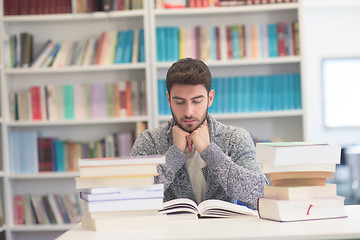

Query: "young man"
left=131, top=58, right=267, bottom=209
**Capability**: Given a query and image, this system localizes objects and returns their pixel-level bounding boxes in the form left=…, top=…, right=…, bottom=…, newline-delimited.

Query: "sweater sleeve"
left=200, top=129, right=267, bottom=209
left=130, top=131, right=186, bottom=190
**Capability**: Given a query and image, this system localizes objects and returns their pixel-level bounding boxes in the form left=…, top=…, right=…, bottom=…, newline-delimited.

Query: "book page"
left=158, top=198, right=198, bottom=215
left=198, top=199, right=257, bottom=217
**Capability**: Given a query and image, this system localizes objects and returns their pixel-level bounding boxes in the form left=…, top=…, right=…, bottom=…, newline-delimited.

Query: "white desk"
left=57, top=205, right=360, bottom=240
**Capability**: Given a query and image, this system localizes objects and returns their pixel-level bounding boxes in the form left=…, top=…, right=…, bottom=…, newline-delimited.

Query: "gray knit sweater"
left=131, top=114, right=267, bottom=209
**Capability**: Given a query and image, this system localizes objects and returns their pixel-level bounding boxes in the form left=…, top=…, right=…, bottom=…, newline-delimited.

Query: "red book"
left=13, top=195, right=25, bottom=225
left=30, top=86, right=42, bottom=120
left=125, top=81, right=133, bottom=117
left=20, top=0, right=30, bottom=15
left=38, top=137, right=54, bottom=172
left=117, top=0, right=124, bottom=10
left=277, top=22, right=287, bottom=56
left=119, top=81, right=127, bottom=117
left=29, top=0, right=38, bottom=14
left=226, top=26, right=233, bottom=59
left=94, top=32, right=105, bottom=65
left=4, top=0, right=11, bottom=15
left=215, top=27, right=221, bottom=60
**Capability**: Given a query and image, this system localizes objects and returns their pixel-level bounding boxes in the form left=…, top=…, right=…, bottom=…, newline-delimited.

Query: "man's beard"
left=171, top=110, right=208, bottom=134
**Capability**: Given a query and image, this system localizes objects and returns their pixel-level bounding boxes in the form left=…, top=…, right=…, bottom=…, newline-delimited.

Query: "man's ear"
left=166, top=91, right=170, bottom=106
left=208, top=89, right=215, bottom=107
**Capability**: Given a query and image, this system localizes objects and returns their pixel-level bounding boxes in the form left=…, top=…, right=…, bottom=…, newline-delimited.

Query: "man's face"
left=167, top=84, right=214, bottom=133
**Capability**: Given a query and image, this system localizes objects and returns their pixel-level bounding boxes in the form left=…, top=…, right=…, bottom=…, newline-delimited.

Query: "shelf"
left=0, top=226, right=5, bottom=232
left=3, top=10, right=145, bottom=23
left=9, top=224, right=75, bottom=232
left=154, top=2, right=299, bottom=16
left=157, top=110, right=304, bottom=122
left=156, top=56, right=301, bottom=69
left=9, top=172, right=79, bottom=180
left=4, top=63, right=147, bottom=75
left=7, top=116, right=149, bottom=127
left=0, top=171, right=4, bottom=177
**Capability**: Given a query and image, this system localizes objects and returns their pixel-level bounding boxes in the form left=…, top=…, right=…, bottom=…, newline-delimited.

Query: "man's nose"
left=184, top=102, right=193, bottom=117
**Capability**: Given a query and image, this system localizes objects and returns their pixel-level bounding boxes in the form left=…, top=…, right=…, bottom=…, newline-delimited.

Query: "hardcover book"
left=264, top=184, right=337, bottom=201
left=158, top=198, right=256, bottom=218
left=257, top=197, right=347, bottom=222
left=255, top=142, right=341, bottom=166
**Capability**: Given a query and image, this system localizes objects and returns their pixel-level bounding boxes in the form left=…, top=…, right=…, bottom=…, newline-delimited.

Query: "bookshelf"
left=0, top=1, right=152, bottom=239
left=150, top=1, right=304, bottom=142
left=0, top=1, right=305, bottom=240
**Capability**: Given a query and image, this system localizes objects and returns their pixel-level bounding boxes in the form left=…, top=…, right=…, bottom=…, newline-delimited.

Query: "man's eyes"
left=175, top=100, right=202, bottom=104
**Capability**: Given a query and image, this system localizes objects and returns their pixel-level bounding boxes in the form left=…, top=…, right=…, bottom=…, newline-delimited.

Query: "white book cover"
left=78, top=155, right=165, bottom=167
left=256, top=142, right=341, bottom=166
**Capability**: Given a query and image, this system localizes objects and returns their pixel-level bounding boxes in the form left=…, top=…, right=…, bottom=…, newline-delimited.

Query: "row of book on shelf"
left=9, top=80, right=146, bottom=122
left=255, top=142, right=346, bottom=222
left=6, top=29, right=145, bottom=69
left=76, top=155, right=166, bottom=231
left=8, top=124, right=148, bottom=174
left=4, top=0, right=143, bottom=16
left=76, top=0, right=144, bottom=13
left=155, top=0, right=298, bottom=9
left=13, top=194, right=81, bottom=225
left=156, top=21, right=299, bottom=62
left=158, top=73, right=301, bottom=115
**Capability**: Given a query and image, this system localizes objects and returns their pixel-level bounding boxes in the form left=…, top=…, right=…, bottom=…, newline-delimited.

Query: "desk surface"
left=57, top=205, right=360, bottom=240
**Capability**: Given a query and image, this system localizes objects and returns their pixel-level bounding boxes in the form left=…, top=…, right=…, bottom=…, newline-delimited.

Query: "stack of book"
left=256, top=142, right=347, bottom=222
left=75, top=155, right=166, bottom=231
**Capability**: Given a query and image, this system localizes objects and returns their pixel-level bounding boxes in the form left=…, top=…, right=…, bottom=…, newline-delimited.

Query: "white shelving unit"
left=150, top=1, right=304, bottom=142
left=0, top=1, right=152, bottom=240
left=0, top=1, right=305, bottom=240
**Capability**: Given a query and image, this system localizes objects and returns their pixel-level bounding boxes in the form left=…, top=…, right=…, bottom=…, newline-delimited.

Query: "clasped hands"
left=172, top=122, right=210, bottom=154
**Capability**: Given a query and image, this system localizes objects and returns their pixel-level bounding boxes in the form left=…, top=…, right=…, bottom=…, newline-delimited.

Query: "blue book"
left=114, top=31, right=126, bottom=64
left=25, top=131, right=38, bottom=173
left=55, top=140, right=65, bottom=172
left=44, top=43, right=61, bottom=67
left=172, top=27, right=179, bottom=61
left=294, top=73, right=302, bottom=109
left=217, top=77, right=225, bottom=113
left=229, top=76, right=237, bottom=113
left=138, top=29, right=145, bottom=62
left=223, top=77, right=230, bottom=113
left=243, top=76, right=252, bottom=112
left=250, top=76, right=259, bottom=112
left=158, top=80, right=165, bottom=115
left=165, top=27, right=173, bottom=62
left=63, top=85, right=75, bottom=120
left=231, top=26, right=240, bottom=59
left=236, top=76, right=245, bottom=113
left=283, top=74, right=291, bottom=110
left=272, top=24, right=278, bottom=57
left=209, top=78, right=217, bottom=114
left=262, top=75, right=271, bottom=111
left=123, top=30, right=134, bottom=63
left=156, top=27, right=163, bottom=62
left=255, top=76, right=264, bottom=112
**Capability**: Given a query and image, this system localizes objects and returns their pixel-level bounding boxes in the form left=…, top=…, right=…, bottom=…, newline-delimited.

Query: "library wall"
left=302, top=0, right=360, bottom=146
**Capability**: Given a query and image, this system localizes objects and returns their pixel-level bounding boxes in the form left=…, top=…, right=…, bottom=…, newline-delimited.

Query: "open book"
left=158, top=198, right=257, bottom=218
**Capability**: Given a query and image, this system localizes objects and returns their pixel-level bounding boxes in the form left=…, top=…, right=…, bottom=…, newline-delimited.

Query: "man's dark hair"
left=166, top=58, right=211, bottom=94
